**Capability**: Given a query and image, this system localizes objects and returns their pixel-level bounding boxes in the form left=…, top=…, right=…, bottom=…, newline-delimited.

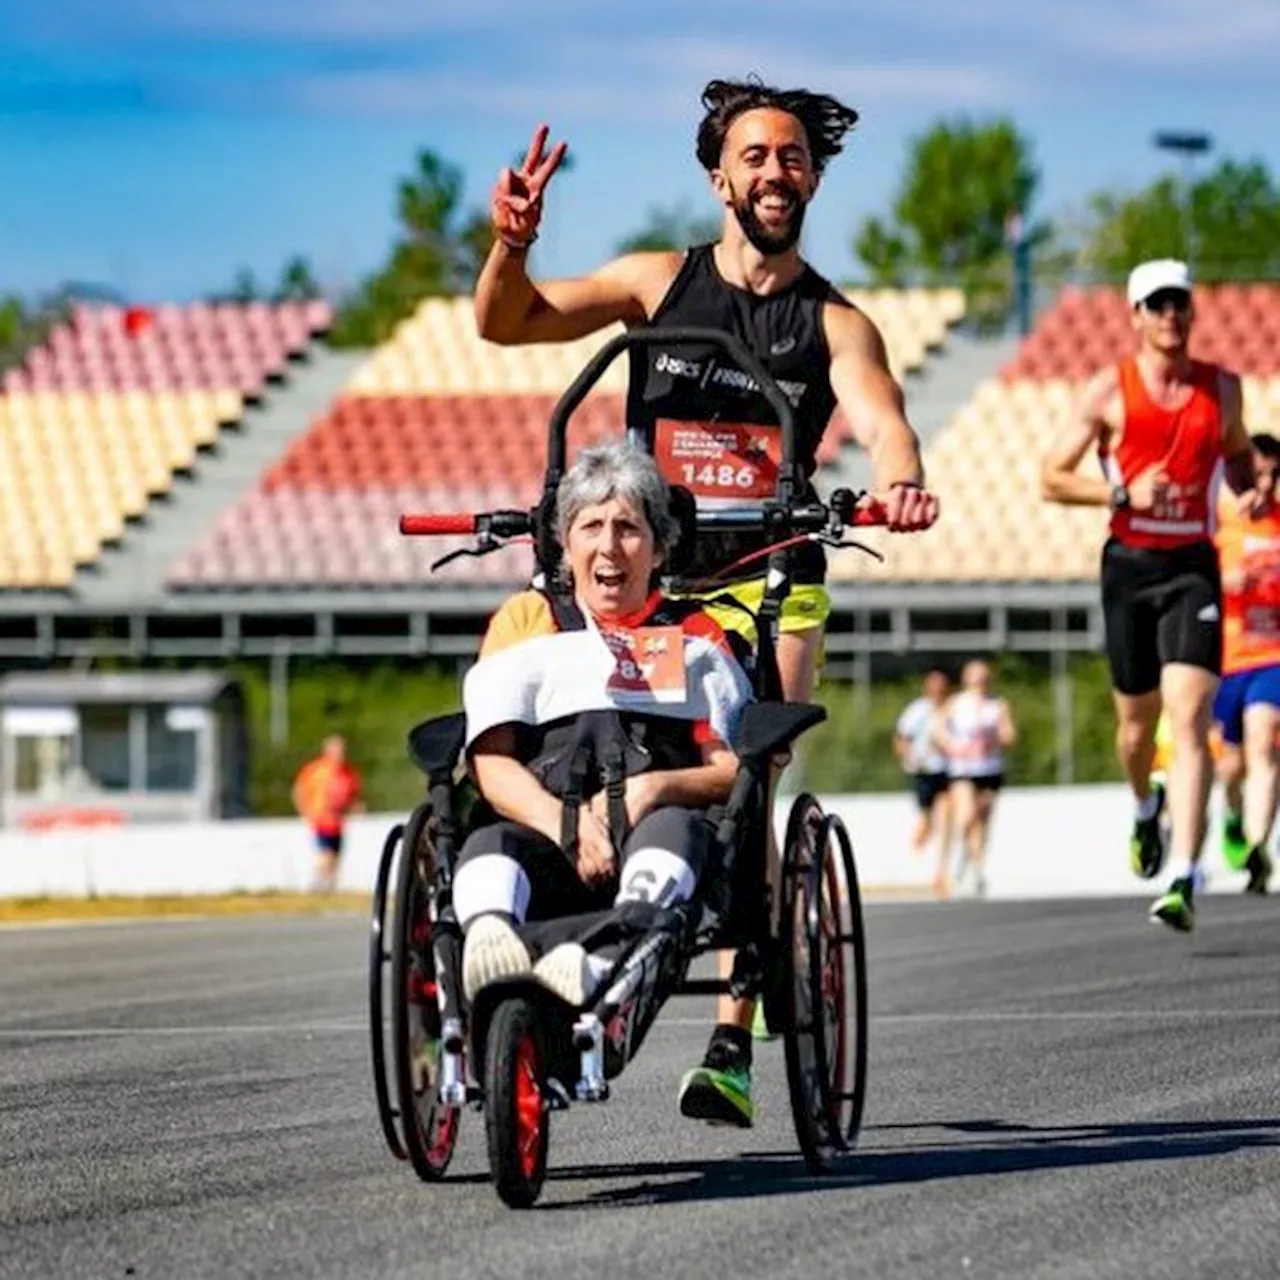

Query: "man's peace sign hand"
left=490, top=124, right=568, bottom=249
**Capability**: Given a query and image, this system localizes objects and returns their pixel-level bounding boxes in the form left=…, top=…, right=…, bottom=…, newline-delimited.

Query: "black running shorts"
left=1100, top=537, right=1222, bottom=697
left=912, top=771, right=950, bottom=812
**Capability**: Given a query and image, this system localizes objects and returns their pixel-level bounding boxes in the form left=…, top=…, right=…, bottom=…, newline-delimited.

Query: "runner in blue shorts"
left=1211, top=432, right=1280, bottom=893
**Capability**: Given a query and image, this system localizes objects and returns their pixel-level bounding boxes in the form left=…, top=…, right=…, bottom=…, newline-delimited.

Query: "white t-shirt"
left=895, top=697, right=947, bottom=775
left=945, top=692, right=1006, bottom=779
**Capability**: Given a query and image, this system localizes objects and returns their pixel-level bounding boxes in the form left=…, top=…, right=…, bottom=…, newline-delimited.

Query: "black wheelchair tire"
left=390, top=802, right=461, bottom=1182
left=484, top=997, right=550, bottom=1210
left=780, top=793, right=869, bottom=1173
left=369, top=821, right=407, bottom=1160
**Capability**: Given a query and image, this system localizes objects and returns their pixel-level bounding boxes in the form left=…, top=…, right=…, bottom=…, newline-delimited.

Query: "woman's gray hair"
left=555, top=441, right=681, bottom=553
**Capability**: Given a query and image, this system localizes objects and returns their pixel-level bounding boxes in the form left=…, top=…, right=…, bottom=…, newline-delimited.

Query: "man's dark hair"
left=1251, top=432, right=1280, bottom=461
left=696, top=78, right=859, bottom=176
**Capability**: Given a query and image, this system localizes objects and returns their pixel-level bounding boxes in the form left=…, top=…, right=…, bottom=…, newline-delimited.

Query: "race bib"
left=653, top=419, right=780, bottom=507
left=600, top=625, right=687, bottom=703
left=1243, top=605, right=1280, bottom=639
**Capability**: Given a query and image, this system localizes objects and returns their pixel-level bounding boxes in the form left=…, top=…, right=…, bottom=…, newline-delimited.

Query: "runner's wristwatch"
left=1109, top=484, right=1131, bottom=511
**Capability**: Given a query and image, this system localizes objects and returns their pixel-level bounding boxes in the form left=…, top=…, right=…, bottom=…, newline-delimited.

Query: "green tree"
left=1081, top=158, right=1280, bottom=282
left=331, top=149, right=487, bottom=347
left=615, top=201, right=721, bottom=253
left=273, top=256, right=323, bottom=303
left=454, top=211, right=497, bottom=289
left=0, top=295, right=25, bottom=351
left=853, top=118, right=1043, bottom=326
left=208, top=268, right=261, bottom=305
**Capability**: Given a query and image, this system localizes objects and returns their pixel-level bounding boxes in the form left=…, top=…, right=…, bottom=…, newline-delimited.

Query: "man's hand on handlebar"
left=877, top=483, right=940, bottom=532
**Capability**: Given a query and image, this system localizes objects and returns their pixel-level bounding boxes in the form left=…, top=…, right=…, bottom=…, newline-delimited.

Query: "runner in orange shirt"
left=292, top=735, right=363, bottom=893
left=1212, top=432, right=1280, bottom=894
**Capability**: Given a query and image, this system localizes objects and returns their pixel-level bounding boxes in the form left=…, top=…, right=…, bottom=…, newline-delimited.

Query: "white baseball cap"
left=1127, top=258, right=1193, bottom=307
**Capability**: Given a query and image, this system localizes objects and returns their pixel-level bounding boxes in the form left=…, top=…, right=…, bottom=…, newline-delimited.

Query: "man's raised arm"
left=473, top=124, right=674, bottom=345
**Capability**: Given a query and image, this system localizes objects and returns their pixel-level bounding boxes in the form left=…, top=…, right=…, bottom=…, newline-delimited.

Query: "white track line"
left=654, top=1008, right=1280, bottom=1027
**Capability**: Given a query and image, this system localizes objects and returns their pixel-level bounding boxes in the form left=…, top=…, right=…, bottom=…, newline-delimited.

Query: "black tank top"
left=626, top=244, right=850, bottom=584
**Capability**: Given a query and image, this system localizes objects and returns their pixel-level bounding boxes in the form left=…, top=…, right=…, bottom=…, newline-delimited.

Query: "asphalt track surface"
left=4, top=898, right=1280, bottom=1280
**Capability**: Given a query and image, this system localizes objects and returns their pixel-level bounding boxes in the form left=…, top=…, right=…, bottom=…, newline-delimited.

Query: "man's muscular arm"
left=1041, top=367, right=1117, bottom=506
left=825, top=304, right=937, bottom=530
left=474, top=247, right=674, bottom=346
left=826, top=305, right=922, bottom=486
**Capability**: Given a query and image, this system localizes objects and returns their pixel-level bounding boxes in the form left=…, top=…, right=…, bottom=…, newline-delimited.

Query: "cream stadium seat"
left=829, top=375, right=1109, bottom=583
left=0, top=387, right=225, bottom=586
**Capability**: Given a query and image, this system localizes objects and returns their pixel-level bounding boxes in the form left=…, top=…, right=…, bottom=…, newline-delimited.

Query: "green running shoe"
left=1222, top=811, right=1250, bottom=871
left=1130, top=781, right=1167, bottom=879
left=678, top=1044, right=754, bottom=1128
left=1149, top=875, right=1195, bottom=933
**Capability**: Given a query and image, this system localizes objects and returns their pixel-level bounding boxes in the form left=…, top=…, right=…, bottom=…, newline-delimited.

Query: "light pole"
left=1153, top=130, right=1213, bottom=266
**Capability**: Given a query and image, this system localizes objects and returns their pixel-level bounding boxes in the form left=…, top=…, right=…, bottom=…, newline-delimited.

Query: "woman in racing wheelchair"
left=454, top=440, right=753, bottom=1014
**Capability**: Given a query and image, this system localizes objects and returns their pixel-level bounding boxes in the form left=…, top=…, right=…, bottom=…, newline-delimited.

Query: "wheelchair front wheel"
left=390, top=802, right=461, bottom=1182
left=780, top=793, right=869, bottom=1173
left=484, top=996, right=550, bottom=1209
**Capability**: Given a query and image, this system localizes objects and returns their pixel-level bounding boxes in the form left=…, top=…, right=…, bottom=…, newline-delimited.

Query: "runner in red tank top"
left=1042, top=258, right=1266, bottom=933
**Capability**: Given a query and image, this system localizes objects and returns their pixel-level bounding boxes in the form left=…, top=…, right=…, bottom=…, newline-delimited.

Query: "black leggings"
left=452, top=805, right=710, bottom=929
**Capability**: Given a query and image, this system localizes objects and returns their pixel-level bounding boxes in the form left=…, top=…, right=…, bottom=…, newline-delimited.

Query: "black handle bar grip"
left=545, top=326, right=798, bottom=481
left=695, top=498, right=889, bottom=532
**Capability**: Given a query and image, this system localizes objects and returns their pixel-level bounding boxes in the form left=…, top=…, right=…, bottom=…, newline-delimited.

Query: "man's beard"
left=730, top=179, right=807, bottom=255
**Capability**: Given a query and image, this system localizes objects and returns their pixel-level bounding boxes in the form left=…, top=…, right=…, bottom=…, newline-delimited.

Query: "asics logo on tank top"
left=652, top=350, right=808, bottom=407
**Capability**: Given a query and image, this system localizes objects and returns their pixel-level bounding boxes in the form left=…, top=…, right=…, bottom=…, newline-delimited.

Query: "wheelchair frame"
left=369, top=326, right=871, bottom=1208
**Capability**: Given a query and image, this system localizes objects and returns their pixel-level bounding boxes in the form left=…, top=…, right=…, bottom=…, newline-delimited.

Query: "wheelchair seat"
left=407, top=713, right=465, bottom=782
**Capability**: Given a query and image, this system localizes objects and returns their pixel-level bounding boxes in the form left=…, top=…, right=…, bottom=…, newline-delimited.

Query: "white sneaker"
left=462, top=915, right=532, bottom=1002
left=533, top=942, right=611, bottom=1007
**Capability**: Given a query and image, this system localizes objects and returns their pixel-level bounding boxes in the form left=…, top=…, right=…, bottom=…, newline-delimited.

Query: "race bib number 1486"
left=653, top=419, right=781, bottom=505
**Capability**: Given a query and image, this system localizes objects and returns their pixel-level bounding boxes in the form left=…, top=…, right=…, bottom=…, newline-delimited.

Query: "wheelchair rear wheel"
left=390, top=802, right=461, bottom=1181
left=484, top=996, right=550, bottom=1209
left=369, top=821, right=407, bottom=1160
left=780, top=792, right=869, bottom=1173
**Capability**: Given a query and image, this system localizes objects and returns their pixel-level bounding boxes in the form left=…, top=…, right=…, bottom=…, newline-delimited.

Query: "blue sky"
left=3, top=0, right=1279, bottom=301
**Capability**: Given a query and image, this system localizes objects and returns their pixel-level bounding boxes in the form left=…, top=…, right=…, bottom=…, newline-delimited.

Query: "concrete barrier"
left=0, top=785, right=1252, bottom=901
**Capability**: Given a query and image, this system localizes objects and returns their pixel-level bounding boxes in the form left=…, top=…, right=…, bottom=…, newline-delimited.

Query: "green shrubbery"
left=239, top=653, right=1124, bottom=817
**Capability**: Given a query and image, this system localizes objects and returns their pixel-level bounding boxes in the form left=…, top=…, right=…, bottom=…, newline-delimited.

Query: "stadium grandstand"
left=1, top=280, right=1278, bottom=683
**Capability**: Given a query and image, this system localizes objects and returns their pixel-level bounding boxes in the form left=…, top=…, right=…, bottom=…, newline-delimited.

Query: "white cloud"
left=20, top=0, right=609, bottom=42
left=255, top=68, right=690, bottom=121
left=1037, top=0, right=1280, bottom=65
left=214, top=34, right=1028, bottom=123
left=891, top=0, right=1280, bottom=69
left=616, top=37, right=1028, bottom=109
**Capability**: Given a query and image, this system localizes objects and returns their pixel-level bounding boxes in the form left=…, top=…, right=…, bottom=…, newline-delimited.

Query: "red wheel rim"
left=427, top=1106, right=459, bottom=1169
left=513, top=1031, right=543, bottom=1180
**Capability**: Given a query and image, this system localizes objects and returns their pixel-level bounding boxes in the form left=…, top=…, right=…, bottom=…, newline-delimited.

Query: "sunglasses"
left=1141, top=289, right=1191, bottom=316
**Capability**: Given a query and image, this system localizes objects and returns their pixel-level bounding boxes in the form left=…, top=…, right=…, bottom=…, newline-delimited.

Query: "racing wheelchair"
left=369, top=327, right=883, bottom=1208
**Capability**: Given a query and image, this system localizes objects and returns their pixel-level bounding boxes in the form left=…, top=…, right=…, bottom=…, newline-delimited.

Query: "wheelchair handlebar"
left=399, top=513, right=478, bottom=536
left=399, top=509, right=533, bottom=538
left=399, top=493, right=891, bottom=539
